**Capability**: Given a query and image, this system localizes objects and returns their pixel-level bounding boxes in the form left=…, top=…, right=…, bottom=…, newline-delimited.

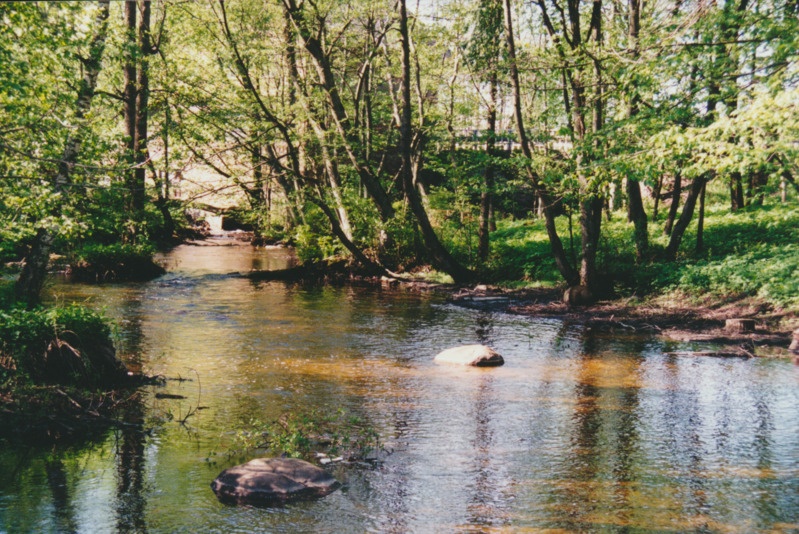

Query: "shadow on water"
left=45, top=459, right=78, bottom=534
left=3, top=244, right=797, bottom=532
left=114, top=400, right=147, bottom=534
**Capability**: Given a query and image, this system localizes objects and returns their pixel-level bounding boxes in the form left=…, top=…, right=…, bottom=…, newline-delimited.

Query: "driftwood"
left=664, top=350, right=753, bottom=358
left=725, top=318, right=756, bottom=333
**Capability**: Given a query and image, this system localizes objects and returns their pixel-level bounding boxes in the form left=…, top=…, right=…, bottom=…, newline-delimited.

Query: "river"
left=1, top=242, right=798, bottom=532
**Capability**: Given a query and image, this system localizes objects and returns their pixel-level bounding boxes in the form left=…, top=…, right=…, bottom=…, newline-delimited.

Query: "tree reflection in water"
left=46, top=459, right=78, bottom=534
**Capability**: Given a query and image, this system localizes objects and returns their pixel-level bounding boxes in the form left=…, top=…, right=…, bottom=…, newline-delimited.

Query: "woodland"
left=2, top=4, right=799, bottom=528
left=1, top=0, right=798, bottom=310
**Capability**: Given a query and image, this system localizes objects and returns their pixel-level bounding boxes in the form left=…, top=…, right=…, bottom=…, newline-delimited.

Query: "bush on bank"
left=0, top=304, right=128, bottom=389
left=67, top=242, right=165, bottom=282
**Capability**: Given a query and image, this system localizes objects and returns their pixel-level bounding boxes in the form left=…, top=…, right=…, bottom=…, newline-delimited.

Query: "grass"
left=221, top=408, right=381, bottom=463
left=483, top=201, right=799, bottom=311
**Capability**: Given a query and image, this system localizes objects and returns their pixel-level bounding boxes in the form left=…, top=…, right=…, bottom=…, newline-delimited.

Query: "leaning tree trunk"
left=398, top=0, right=472, bottom=283
left=505, top=0, right=579, bottom=286
left=15, top=0, right=110, bottom=307
left=282, top=0, right=395, bottom=223
left=665, top=174, right=707, bottom=261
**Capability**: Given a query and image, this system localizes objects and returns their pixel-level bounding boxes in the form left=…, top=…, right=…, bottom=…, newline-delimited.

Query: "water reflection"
left=114, top=402, right=147, bottom=533
left=46, top=459, right=78, bottom=534
left=0, top=244, right=796, bottom=532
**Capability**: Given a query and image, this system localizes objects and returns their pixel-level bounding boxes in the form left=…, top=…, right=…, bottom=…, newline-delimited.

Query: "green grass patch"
left=483, top=202, right=799, bottom=310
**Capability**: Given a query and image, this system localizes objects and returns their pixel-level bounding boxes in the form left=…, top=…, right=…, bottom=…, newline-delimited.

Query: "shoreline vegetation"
left=2, top=0, right=798, bottom=443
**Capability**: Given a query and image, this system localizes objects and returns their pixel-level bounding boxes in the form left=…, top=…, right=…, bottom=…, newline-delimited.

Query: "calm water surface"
left=1, top=242, right=798, bottom=533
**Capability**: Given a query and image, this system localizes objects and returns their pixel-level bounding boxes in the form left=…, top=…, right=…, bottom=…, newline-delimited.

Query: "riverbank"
left=237, top=247, right=799, bottom=358
left=445, top=283, right=799, bottom=358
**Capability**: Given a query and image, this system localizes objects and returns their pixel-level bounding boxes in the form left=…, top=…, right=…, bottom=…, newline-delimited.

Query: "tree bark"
left=577, top=0, right=604, bottom=291
left=664, top=172, right=681, bottom=236
left=124, top=0, right=138, bottom=216
left=665, top=174, right=707, bottom=261
left=626, top=0, right=649, bottom=262
left=132, top=0, right=153, bottom=217
left=478, top=70, right=497, bottom=262
left=696, top=179, right=706, bottom=253
left=398, top=0, right=472, bottom=283
left=15, top=0, right=111, bottom=306
left=506, top=0, right=579, bottom=286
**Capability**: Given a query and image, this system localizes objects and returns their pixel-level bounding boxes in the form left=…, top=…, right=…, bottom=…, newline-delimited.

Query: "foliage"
left=293, top=213, right=344, bottom=264
left=1, top=0, right=798, bottom=308
left=0, top=304, right=115, bottom=387
left=227, top=408, right=380, bottom=462
left=68, top=242, right=164, bottom=282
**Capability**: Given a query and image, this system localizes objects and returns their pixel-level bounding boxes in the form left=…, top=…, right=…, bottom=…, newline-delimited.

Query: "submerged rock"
left=434, top=345, right=504, bottom=367
left=211, top=458, right=340, bottom=505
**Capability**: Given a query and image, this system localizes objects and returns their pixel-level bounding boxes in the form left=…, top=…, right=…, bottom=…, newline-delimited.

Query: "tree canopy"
left=1, top=0, right=797, bottom=304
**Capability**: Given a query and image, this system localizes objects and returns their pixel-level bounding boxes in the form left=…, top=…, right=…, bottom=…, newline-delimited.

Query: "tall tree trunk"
left=132, top=0, right=152, bottom=218
left=664, top=172, right=681, bottom=236
left=730, top=172, right=745, bottom=210
left=478, top=71, right=497, bottom=262
left=506, top=0, right=579, bottom=286
left=652, top=174, right=663, bottom=221
left=153, top=100, right=175, bottom=238
left=665, top=175, right=707, bottom=261
left=399, top=0, right=472, bottom=283
left=15, top=0, right=111, bottom=306
left=696, top=180, right=706, bottom=253
left=124, top=0, right=138, bottom=217
left=626, top=0, right=649, bottom=262
left=577, top=0, right=604, bottom=291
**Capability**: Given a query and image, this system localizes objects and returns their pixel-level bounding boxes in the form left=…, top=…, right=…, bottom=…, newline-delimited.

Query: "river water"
left=1, top=242, right=798, bottom=532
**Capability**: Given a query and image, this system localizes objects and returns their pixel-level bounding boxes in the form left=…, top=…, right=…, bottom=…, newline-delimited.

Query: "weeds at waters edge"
left=205, top=409, right=384, bottom=466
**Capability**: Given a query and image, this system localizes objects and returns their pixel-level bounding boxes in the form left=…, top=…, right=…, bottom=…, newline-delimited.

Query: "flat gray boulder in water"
left=434, top=344, right=504, bottom=367
left=211, top=458, right=340, bottom=505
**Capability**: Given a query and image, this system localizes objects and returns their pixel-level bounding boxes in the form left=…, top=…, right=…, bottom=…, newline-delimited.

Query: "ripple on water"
left=15, top=245, right=799, bottom=533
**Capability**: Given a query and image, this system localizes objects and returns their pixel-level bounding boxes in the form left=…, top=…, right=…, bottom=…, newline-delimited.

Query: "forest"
left=2, top=2, right=799, bottom=530
left=1, top=0, right=798, bottom=308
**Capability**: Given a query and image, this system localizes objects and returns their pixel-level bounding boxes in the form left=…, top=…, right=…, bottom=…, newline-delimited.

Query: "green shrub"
left=68, top=242, right=165, bottom=282
left=0, top=304, right=124, bottom=388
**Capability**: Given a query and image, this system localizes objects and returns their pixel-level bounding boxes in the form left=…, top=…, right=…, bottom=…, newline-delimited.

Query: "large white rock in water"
left=211, top=458, right=340, bottom=505
left=434, top=344, right=504, bottom=367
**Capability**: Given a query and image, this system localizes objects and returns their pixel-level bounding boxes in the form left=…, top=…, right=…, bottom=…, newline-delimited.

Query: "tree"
left=399, top=0, right=473, bottom=283
left=14, top=0, right=111, bottom=306
left=466, top=0, right=504, bottom=262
